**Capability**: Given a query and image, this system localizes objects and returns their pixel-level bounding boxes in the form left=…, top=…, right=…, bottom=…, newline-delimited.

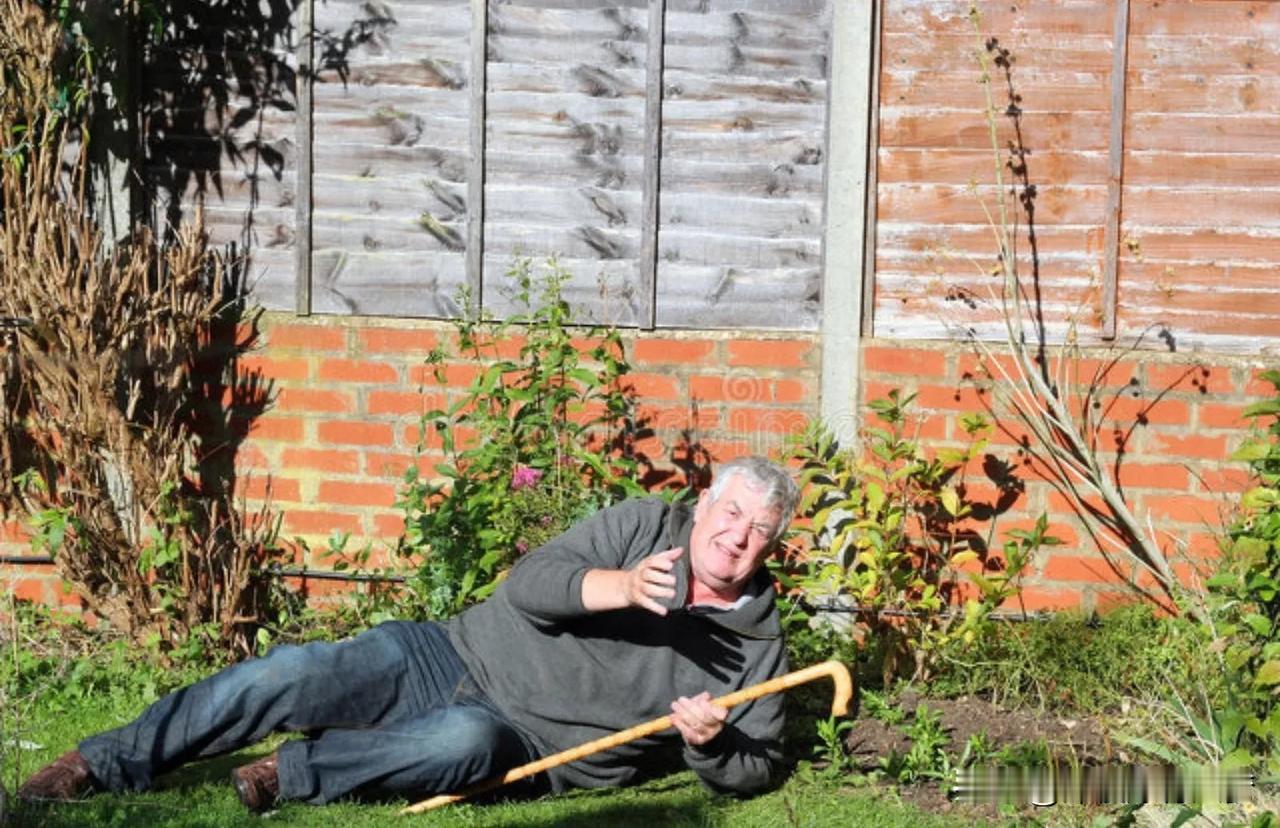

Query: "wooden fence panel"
left=211, top=0, right=836, bottom=329
left=1117, top=0, right=1280, bottom=349
left=481, top=1, right=648, bottom=325
left=875, top=0, right=1280, bottom=351
left=654, top=3, right=830, bottom=329
left=874, top=0, right=1115, bottom=342
left=309, top=0, right=472, bottom=316
left=141, top=6, right=302, bottom=311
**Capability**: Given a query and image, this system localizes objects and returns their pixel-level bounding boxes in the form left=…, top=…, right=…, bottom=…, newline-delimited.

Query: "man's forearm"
left=580, top=547, right=683, bottom=616
left=580, top=569, right=630, bottom=612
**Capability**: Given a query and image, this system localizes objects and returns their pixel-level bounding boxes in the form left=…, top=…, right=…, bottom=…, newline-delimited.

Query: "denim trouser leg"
left=277, top=702, right=535, bottom=804
left=78, top=621, right=538, bottom=804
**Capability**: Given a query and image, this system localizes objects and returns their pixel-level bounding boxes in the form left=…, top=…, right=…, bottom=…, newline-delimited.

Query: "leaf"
left=1242, top=400, right=1280, bottom=419
left=940, top=487, right=960, bottom=517
left=949, top=550, right=979, bottom=567
left=1254, top=660, right=1280, bottom=687
left=1232, top=440, right=1271, bottom=462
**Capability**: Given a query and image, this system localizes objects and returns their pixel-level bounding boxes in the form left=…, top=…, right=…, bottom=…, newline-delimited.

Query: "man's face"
left=688, top=474, right=783, bottom=599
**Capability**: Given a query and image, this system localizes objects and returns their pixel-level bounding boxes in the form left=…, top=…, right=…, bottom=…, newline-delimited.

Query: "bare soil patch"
left=844, top=689, right=1115, bottom=815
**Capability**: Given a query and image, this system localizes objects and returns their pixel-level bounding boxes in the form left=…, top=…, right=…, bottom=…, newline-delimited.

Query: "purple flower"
left=515, top=541, right=530, bottom=556
left=511, top=465, right=543, bottom=490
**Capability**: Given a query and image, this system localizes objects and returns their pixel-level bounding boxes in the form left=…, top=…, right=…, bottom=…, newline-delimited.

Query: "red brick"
left=242, top=416, right=305, bottom=443
left=1002, top=586, right=1079, bottom=612
left=280, top=448, right=361, bottom=474
left=864, top=345, right=948, bottom=378
left=317, top=359, right=399, bottom=384
left=233, top=444, right=271, bottom=472
left=239, top=476, right=301, bottom=502
left=861, top=381, right=901, bottom=409
left=1064, top=358, right=1139, bottom=390
left=1198, top=403, right=1248, bottom=429
left=1246, top=368, right=1280, bottom=398
left=697, top=439, right=755, bottom=462
left=1046, top=489, right=1108, bottom=517
left=238, top=355, right=310, bottom=381
left=631, top=434, right=668, bottom=460
left=317, top=420, right=395, bottom=447
left=275, top=389, right=355, bottom=414
left=1113, top=463, right=1190, bottom=491
left=1149, top=432, right=1228, bottom=461
left=1041, top=555, right=1118, bottom=584
left=1101, top=396, right=1190, bottom=426
left=773, top=379, right=813, bottom=404
left=1140, top=494, right=1221, bottom=525
left=368, top=390, right=445, bottom=416
left=1146, top=363, right=1234, bottom=396
left=636, top=404, right=719, bottom=433
left=911, top=414, right=949, bottom=441
left=282, top=509, right=362, bottom=536
left=633, top=338, right=716, bottom=365
left=266, top=324, right=347, bottom=351
left=1197, top=467, right=1251, bottom=496
left=359, top=328, right=439, bottom=354
left=1187, top=532, right=1224, bottom=559
left=373, top=512, right=407, bottom=539
left=725, top=407, right=810, bottom=436
left=915, top=382, right=990, bottom=413
left=984, top=418, right=1034, bottom=448
left=365, top=451, right=431, bottom=479
left=1, top=521, right=29, bottom=543
left=569, top=336, right=610, bottom=354
left=409, top=362, right=481, bottom=388
left=55, top=580, right=83, bottom=609
left=690, top=374, right=775, bottom=403
left=727, top=339, right=814, bottom=369
left=624, top=373, right=681, bottom=401
left=318, top=481, right=398, bottom=507
left=492, top=335, right=527, bottom=359
left=11, top=577, right=49, bottom=603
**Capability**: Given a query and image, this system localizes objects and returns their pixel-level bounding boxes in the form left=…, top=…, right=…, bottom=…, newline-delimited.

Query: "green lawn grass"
left=2, top=669, right=988, bottom=828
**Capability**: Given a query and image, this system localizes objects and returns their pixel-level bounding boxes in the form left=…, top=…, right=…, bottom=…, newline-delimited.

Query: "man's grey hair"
left=706, top=456, right=800, bottom=545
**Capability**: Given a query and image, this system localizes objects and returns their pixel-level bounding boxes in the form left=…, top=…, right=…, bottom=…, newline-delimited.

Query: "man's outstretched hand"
left=581, top=547, right=684, bottom=615
left=670, top=691, right=727, bottom=747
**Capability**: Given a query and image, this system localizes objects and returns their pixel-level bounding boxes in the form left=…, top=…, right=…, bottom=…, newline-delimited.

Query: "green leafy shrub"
left=783, top=390, right=1053, bottom=684
left=1207, top=369, right=1280, bottom=772
left=393, top=260, right=645, bottom=619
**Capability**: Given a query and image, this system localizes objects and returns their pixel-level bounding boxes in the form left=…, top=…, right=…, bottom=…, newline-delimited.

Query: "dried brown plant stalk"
left=1, top=0, right=279, bottom=658
left=963, top=4, right=1196, bottom=619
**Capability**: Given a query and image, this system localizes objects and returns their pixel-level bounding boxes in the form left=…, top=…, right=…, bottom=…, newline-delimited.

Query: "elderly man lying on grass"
left=19, top=456, right=799, bottom=813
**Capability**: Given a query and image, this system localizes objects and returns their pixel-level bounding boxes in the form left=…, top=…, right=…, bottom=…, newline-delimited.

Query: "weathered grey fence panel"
left=143, top=14, right=302, bottom=312
left=482, top=1, right=649, bottom=324
left=654, top=3, right=830, bottom=330
left=309, top=0, right=472, bottom=316
left=240, top=0, right=835, bottom=329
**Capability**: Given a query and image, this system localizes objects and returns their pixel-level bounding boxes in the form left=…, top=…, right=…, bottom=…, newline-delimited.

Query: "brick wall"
left=0, top=315, right=822, bottom=604
left=860, top=339, right=1268, bottom=612
left=239, top=316, right=819, bottom=570
left=4, top=323, right=1269, bottom=615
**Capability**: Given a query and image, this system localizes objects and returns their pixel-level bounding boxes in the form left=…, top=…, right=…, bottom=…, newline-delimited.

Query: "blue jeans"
left=79, top=621, right=542, bottom=805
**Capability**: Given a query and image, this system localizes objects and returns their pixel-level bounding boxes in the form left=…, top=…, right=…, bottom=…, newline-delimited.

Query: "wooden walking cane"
left=400, top=660, right=854, bottom=815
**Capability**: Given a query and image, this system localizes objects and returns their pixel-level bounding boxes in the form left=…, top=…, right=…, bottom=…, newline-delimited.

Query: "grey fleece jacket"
left=445, top=496, right=788, bottom=794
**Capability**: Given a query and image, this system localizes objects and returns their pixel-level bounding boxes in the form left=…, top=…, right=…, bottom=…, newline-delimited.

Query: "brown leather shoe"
left=17, top=749, right=99, bottom=802
left=231, top=752, right=280, bottom=813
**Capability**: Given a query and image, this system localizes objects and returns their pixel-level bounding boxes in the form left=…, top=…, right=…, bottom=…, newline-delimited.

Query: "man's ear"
left=693, top=487, right=711, bottom=519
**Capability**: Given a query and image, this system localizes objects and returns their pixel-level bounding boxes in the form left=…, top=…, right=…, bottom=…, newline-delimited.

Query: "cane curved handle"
left=401, top=660, right=854, bottom=815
